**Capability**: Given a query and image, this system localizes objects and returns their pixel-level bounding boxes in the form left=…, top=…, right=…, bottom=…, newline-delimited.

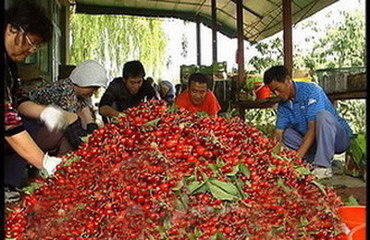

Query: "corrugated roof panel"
left=74, top=0, right=339, bottom=42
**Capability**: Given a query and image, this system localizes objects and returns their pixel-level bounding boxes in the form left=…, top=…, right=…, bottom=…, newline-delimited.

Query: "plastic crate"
left=199, top=65, right=213, bottom=75
left=333, top=71, right=349, bottom=93
left=180, top=64, right=198, bottom=84
left=315, top=67, right=365, bottom=93
left=212, top=61, right=227, bottom=72
left=212, top=62, right=227, bottom=81
left=347, top=73, right=366, bottom=91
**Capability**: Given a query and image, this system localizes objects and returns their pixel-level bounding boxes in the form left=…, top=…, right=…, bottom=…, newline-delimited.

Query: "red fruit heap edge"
left=6, top=100, right=347, bottom=240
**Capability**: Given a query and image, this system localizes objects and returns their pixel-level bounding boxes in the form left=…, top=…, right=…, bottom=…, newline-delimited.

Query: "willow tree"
left=69, top=13, right=167, bottom=80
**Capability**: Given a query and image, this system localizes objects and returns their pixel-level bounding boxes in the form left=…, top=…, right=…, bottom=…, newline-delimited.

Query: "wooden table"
left=327, top=90, right=367, bottom=101
left=232, top=97, right=281, bottom=120
left=233, top=90, right=366, bottom=120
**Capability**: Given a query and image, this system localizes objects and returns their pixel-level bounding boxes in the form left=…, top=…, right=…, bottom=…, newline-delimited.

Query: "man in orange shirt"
left=174, top=73, right=221, bottom=116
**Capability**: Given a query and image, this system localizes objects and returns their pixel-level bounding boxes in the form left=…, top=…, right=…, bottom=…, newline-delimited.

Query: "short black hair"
left=146, top=77, right=154, bottom=84
left=122, top=60, right=146, bottom=79
left=188, top=72, right=208, bottom=86
left=263, top=65, right=290, bottom=85
left=5, top=0, right=53, bottom=43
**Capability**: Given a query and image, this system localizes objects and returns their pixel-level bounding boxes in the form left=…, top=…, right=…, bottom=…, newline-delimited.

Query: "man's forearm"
left=274, top=129, right=284, bottom=142
left=18, top=101, right=46, bottom=119
left=99, top=105, right=121, bottom=118
left=5, top=131, right=45, bottom=169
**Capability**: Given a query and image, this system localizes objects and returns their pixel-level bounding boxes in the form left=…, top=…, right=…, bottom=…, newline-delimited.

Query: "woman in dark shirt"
left=4, top=1, right=62, bottom=201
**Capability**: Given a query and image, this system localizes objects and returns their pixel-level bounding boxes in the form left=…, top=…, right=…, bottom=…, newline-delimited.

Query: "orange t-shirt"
left=174, top=90, right=221, bottom=116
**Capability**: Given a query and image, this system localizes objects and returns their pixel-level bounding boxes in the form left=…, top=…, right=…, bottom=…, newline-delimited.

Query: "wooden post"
left=211, top=0, right=217, bottom=64
left=236, top=0, right=244, bottom=99
left=196, top=18, right=201, bottom=65
left=283, top=0, right=293, bottom=75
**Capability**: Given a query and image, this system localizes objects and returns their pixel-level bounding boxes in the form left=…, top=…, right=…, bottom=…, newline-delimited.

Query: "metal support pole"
left=236, top=0, right=245, bottom=98
left=196, top=18, right=201, bottom=65
left=283, top=0, right=293, bottom=75
left=211, top=0, right=217, bottom=64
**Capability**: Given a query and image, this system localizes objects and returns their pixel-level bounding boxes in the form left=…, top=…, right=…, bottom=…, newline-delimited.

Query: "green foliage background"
left=69, top=13, right=167, bottom=80
left=245, top=8, right=366, bottom=135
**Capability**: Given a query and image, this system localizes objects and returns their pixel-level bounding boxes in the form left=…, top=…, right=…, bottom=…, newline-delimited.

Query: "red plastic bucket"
left=254, top=82, right=271, bottom=99
left=337, top=206, right=366, bottom=230
left=349, top=224, right=366, bottom=240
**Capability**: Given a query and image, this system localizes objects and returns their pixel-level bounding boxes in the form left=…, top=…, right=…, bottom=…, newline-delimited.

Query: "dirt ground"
left=335, top=187, right=366, bottom=205
left=319, top=157, right=367, bottom=206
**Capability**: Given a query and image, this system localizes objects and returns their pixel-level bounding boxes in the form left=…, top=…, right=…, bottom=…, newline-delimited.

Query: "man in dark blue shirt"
left=263, top=66, right=352, bottom=179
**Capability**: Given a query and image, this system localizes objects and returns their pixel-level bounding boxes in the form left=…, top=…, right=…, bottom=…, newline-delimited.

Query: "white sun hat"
left=69, top=60, right=109, bottom=88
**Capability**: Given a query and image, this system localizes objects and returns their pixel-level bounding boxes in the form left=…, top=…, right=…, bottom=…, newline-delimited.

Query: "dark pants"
left=4, top=118, right=73, bottom=187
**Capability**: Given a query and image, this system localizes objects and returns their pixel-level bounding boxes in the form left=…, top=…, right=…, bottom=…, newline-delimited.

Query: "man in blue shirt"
left=263, top=66, right=352, bottom=179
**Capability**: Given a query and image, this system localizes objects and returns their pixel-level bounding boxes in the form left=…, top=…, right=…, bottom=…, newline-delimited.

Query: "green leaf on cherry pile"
left=80, top=135, right=89, bottom=143
left=111, top=113, right=127, bottom=123
left=294, top=166, right=311, bottom=175
left=163, top=218, right=172, bottom=230
left=208, top=163, right=220, bottom=173
left=195, top=111, right=209, bottom=117
left=147, top=234, right=156, bottom=240
left=209, top=131, right=223, bottom=145
left=226, top=163, right=250, bottom=178
left=175, top=192, right=189, bottom=210
left=208, top=179, right=240, bottom=200
left=272, top=142, right=283, bottom=154
left=239, top=163, right=251, bottom=178
left=63, top=155, right=81, bottom=167
left=277, top=178, right=292, bottom=193
left=167, top=104, right=179, bottom=113
left=22, top=182, right=44, bottom=194
left=188, top=233, right=197, bottom=240
left=233, top=177, right=249, bottom=198
left=300, top=216, right=309, bottom=226
left=216, top=157, right=225, bottom=167
left=311, top=180, right=327, bottom=195
left=155, top=225, right=167, bottom=238
left=172, top=179, right=184, bottom=191
left=211, top=232, right=227, bottom=240
left=226, top=164, right=240, bottom=177
left=272, top=153, right=292, bottom=162
left=39, top=169, right=51, bottom=179
left=143, top=118, right=161, bottom=126
left=188, top=227, right=203, bottom=240
left=187, top=180, right=208, bottom=194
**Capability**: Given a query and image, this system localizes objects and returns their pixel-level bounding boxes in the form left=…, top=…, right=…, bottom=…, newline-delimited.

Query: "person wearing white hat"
left=26, top=59, right=109, bottom=150
left=4, top=59, right=109, bottom=199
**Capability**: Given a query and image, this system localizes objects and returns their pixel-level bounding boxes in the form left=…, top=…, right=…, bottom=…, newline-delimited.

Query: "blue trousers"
left=282, top=111, right=351, bottom=167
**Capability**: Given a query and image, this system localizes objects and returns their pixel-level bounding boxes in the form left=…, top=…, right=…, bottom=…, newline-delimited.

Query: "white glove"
left=40, top=105, right=69, bottom=131
left=42, top=153, right=62, bottom=175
